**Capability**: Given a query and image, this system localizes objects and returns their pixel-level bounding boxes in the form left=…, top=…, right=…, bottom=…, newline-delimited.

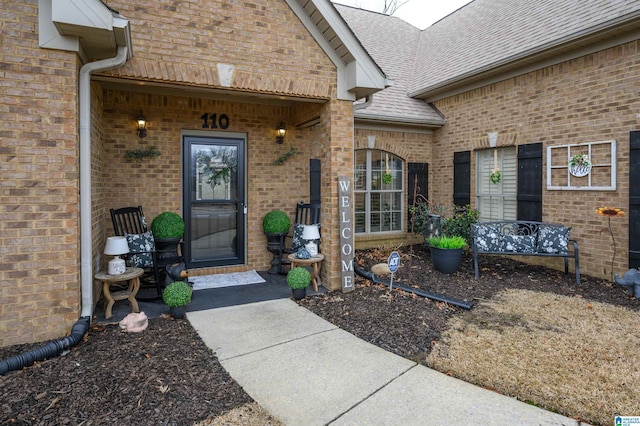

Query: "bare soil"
left=1, top=245, right=638, bottom=425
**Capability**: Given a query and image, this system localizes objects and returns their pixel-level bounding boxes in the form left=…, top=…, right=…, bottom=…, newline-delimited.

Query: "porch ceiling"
left=97, top=77, right=327, bottom=108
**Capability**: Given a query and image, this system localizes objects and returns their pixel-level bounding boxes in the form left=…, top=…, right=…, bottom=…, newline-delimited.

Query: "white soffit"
left=286, top=0, right=388, bottom=100
left=40, top=0, right=132, bottom=61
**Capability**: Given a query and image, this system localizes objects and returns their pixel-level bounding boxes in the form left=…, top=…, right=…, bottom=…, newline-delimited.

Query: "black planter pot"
left=265, top=232, right=287, bottom=274
left=291, top=287, right=306, bottom=300
left=430, top=247, right=463, bottom=274
left=155, top=237, right=182, bottom=264
left=169, top=305, right=187, bottom=319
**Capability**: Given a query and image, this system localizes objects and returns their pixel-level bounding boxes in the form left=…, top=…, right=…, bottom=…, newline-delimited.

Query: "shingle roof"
left=411, top=0, right=640, bottom=96
left=334, top=4, right=445, bottom=127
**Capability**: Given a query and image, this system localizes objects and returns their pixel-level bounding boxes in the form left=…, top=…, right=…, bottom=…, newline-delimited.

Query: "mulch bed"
left=0, top=318, right=252, bottom=425
left=1, top=245, right=637, bottom=424
left=298, top=245, right=639, bottom=363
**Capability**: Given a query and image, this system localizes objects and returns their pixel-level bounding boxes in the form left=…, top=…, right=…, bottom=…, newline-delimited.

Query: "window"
left=476, top=147, right=517, bottom=221
left=354, top=149, right=404, bottom=234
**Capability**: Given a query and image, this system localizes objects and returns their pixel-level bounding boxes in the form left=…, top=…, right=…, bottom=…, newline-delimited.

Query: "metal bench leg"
left=473, top=250, right=480, bottom=279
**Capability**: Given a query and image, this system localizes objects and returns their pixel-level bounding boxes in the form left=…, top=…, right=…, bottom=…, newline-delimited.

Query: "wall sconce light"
left=276, top=121, right=286, bottom=144
left=136, top=111, right=147, bottom=138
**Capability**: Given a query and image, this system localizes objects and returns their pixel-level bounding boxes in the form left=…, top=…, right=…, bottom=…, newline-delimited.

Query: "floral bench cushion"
left=536, top=225, right=570, bottom=255
left=472, top=224, right=503, bottom=252
left=473, top=223, right=570, bottom=255
left=502, top=234, right=537, bottom=253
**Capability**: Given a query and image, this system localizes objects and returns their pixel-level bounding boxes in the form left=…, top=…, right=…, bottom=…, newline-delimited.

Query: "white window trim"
left=354, top=149, right=404, bottom=234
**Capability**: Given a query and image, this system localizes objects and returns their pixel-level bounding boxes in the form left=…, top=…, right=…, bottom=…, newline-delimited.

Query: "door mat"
left=190, top=270, right=266, bottom=291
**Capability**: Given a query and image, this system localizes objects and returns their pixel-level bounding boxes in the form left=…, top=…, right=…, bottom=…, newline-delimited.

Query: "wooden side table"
left=287, top=253, right=324, bottom=292
left=95, top=267, right=144, bottom=319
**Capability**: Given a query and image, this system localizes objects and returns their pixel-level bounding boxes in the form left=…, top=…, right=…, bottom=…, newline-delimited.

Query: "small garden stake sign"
left=595, top=206, right=624, bottom=281
left=387, top=251, right=400, bottom=291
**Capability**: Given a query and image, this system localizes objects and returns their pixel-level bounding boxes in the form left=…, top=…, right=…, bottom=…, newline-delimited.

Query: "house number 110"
left=201, top=113, right=230, bottom=129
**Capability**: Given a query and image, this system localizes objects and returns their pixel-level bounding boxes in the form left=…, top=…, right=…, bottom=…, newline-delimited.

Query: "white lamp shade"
left=104, top=236, right=129, bottom=255
left=302, top=224, right=320, bottom=241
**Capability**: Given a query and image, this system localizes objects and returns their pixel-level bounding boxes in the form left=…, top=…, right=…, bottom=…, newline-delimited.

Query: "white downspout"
left=78, top=46, right=129, bottom=318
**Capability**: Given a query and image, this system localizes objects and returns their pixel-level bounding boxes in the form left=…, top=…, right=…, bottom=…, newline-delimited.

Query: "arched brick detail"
left=354, top=135, right=410, bottom=161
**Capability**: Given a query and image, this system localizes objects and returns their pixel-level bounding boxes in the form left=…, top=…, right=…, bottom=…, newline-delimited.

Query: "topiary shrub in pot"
left=151, top=211, right=185, bottom=265
left=287, top=266, right=311, bottom=300
left=427, top=236, right=467, bottom=274
left=162, top=280, right=192, bottom=319
left=262, top=210, right=291, bottom=235
left=263, top=210, right=291, bottom=274
left=151, top=211, right=185, bottom=239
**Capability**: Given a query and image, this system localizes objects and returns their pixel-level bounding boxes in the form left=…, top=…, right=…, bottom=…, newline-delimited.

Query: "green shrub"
left=286, top=267, right=311, bottom=290
left=162, top=281, right=192, bottom=307
left=411, top=203, right=479, bottom=247
left=427, top=236, right=467, bottom=249
left=151, top=212, right=185, bottom=239
left=442, top=205, right=479, bottom=246
left=262, top=210, right=291, bottom=234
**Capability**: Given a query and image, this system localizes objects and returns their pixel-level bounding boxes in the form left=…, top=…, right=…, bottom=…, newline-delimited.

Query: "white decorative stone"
left=217, top=63, right=234, bottom=87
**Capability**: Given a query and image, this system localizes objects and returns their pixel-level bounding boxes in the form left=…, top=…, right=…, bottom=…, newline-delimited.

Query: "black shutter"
left=310, top=159, right=321, bottom=205
left=408, top=162, right=429, bottom=231
left=453, top=151, right=470, bottom=206
left=630, top=132, right=640, bottom=268
left=517, top=143, right=542, bottom=221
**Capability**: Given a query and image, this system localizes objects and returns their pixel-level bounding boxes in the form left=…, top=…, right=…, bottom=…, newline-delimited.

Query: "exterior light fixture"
left=136, top=111, right=147, bottom=138
left=276, top=121, right=286, bottom=144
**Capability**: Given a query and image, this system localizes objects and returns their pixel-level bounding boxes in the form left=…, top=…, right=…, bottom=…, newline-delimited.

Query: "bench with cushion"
left=471, top=221, right=580, bottom=285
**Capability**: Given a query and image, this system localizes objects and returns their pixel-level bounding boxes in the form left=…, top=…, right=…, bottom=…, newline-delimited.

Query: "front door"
left=183, top=135, right=246, bottom=268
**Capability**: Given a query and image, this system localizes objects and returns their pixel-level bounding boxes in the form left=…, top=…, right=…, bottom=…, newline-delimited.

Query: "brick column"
left=319, top=99, right=354, bottom=291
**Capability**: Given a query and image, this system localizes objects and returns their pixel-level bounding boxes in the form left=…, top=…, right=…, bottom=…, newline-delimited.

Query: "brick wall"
left=431, top=41, right=640, bottom=280
left=0, top=0, right=81, bottom=346
left=103, top=0, right=336, bottom=99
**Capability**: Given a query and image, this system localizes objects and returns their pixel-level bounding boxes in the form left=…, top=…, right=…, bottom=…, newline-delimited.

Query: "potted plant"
left=263, top=210, right=291, bottom=274
left=287, top=266, right=311, bottom=300
left=162, top=280, right=192, bottom=319
left=427, top=235, right=467, bottom=274
left=151, top=211, right=185, bottom=264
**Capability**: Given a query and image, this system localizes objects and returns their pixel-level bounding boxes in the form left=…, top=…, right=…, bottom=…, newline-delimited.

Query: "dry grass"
left=427, top=289, right=640, bottom=425
left=194, top=403, right=281, bottom=426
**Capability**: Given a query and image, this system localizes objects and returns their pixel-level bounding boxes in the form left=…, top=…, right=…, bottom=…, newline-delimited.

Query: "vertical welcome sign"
left=338, top=176, right=354, bottom=292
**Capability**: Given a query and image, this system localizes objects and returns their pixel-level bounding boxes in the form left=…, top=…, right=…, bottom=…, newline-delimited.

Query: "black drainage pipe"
left=354, top=263, right=474, bottom=310
left=0, top=316, right=90, bottom=375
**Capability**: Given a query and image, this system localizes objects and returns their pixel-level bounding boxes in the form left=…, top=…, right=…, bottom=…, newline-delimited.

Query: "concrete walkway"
left=188, top=299, right=585, bottom=426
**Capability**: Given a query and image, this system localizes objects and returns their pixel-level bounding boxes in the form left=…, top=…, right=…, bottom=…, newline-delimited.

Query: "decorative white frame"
left=546, top=140, right=616, bottom=190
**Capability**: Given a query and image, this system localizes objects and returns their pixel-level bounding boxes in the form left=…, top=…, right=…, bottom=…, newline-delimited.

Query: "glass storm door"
left=183, top=135, right=246, bottom=268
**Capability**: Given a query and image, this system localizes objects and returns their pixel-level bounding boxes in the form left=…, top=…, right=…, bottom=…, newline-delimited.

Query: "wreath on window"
left=382, top=172, right=393, bottom=185
left=490, top=168, right=502, bottom=184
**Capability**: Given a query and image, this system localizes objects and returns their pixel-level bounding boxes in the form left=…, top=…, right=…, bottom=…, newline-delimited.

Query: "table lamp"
left=104, top=236, right=129, bottom=275
left=302, top=224, right=321, bottom=257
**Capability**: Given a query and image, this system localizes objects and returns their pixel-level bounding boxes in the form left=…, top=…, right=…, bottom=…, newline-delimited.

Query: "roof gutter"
left=79, top=45, right=129, bottom=318
left=353, top=95, right=373, bottom=111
